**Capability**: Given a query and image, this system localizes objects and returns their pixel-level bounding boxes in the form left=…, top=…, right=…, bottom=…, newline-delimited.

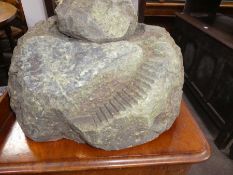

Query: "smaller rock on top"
left=55, top=0, right=138, bottom=43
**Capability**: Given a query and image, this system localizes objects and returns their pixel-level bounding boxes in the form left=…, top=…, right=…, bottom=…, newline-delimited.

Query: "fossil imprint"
left=8, top=0, right=184, bottom=150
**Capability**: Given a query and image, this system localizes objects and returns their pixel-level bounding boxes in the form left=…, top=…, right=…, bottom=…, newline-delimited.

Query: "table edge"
left=0, top=93, right=210, bottom=174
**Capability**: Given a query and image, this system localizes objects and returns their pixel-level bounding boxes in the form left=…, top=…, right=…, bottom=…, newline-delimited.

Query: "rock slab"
left=8, top=1, right=184, bottom=150
left=56, top=0, right=137, bottom=42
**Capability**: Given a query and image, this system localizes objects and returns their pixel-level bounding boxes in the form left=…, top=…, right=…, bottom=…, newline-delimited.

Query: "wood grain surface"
left=0, top=2, right=16, bottom=27
left=0, top=93, right=210, bottom=174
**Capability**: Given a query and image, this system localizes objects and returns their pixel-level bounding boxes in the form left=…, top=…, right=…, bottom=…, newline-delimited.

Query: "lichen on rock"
left=8, top=0, right=184, bottom=150
left=55, top=0, right=137, bottom=43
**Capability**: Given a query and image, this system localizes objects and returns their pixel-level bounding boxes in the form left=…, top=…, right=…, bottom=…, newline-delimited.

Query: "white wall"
left=132, top=0, right=139, bottom=13
left=21, top=0, right=47, bottom=28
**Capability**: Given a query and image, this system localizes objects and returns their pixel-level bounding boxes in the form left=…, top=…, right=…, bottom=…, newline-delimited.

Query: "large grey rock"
left=55, top=0, right=137, bottom=43
left=8, top=17, right=184, bottom=150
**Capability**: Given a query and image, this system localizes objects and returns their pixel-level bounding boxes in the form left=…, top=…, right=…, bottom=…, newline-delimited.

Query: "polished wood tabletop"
left=0, top=2, right=17, bottom=27
left=0, top=93, right=210, bottom=174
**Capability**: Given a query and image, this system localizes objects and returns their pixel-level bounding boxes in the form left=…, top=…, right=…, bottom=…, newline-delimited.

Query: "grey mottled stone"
left=55, top=0, right=137, bottom=43
left=0, top=86, right=7, bottom=96
left=8, top=16, right=184, bottom=150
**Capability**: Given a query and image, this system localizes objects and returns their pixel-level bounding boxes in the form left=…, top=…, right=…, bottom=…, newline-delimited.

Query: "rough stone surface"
left=0, top=86, right=7, bottom=96
left=8, top=16, right=184, bottom=150
left=55, top=0, right=137, bottom=43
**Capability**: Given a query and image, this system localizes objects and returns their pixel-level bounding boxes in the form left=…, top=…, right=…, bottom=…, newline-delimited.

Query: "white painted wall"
left=21, top=0, right=47, bottom=28
left=132, top=0, right=139, bottom=13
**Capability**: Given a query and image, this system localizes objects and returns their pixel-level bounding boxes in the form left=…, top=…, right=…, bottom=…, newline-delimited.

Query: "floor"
left=184, top=96, right=233, bottom=175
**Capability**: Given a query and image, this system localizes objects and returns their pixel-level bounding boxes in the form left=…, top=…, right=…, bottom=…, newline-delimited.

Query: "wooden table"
left=0, top=1, right=17, bottom=50
left=0, top=2, right=17, bottom=86
left=0, top=92, right=210, bottom=175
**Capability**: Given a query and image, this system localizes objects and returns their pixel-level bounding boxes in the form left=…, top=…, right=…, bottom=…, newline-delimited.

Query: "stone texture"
left=0, top=86, right=7, bottom=96
left=55, top=0, right=137, bottom=43
left=8, top=16, right=184, bottom=150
